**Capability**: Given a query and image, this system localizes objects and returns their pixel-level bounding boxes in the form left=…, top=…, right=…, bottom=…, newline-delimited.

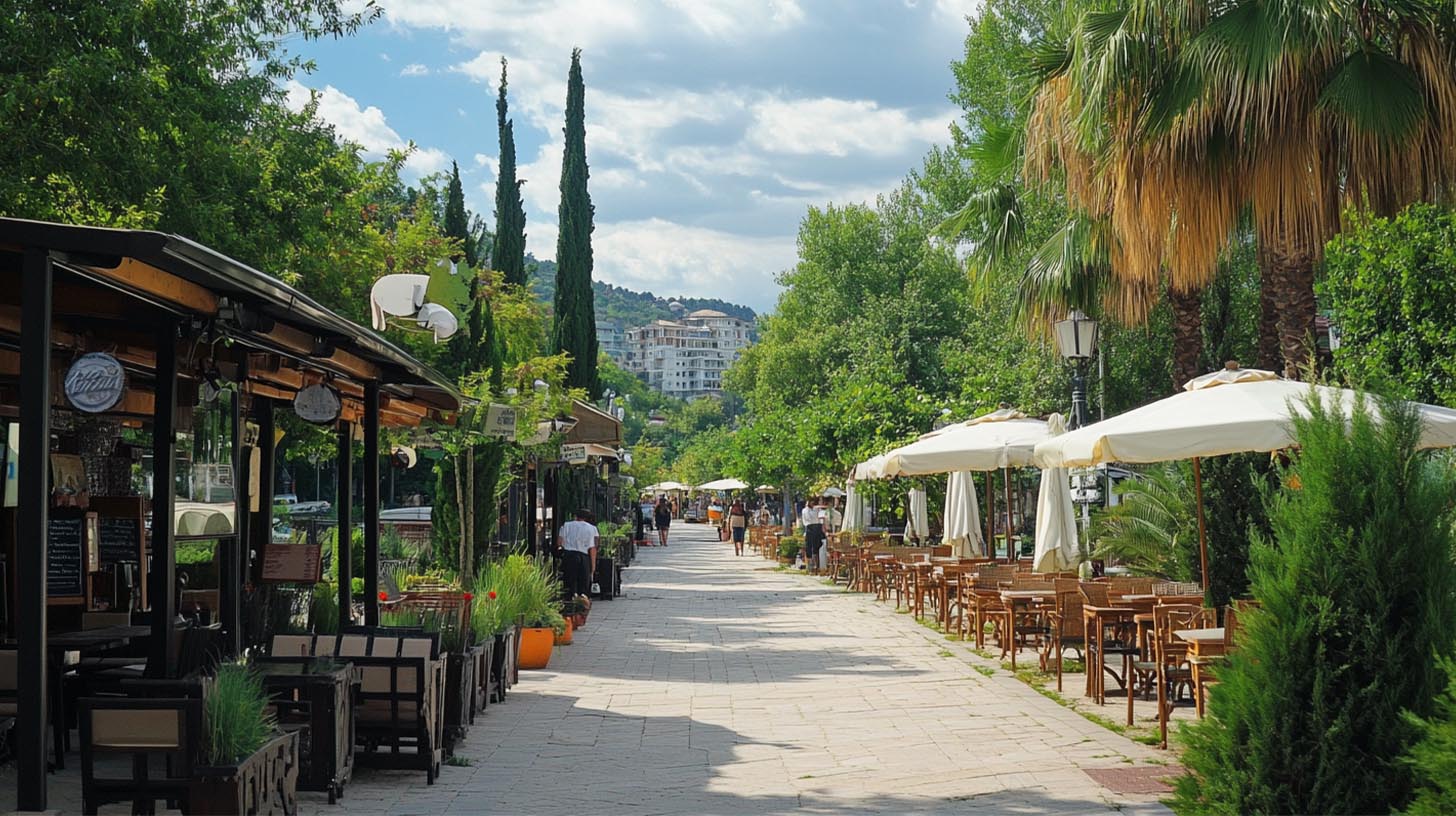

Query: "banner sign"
left=560, top=443, right=589, bottom=465
left=64, top=353, right=126, bottom=413
left=485, top=403, right=517, bottom=439
left=293, top=383, right=342, bottom=425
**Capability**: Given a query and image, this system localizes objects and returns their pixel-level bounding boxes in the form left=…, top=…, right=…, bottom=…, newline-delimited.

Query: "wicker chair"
left=1042, top=579, right=1086, bottom=692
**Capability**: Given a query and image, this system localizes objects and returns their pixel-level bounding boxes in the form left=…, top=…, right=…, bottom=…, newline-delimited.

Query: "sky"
left=288, top=0, right=979, bottom=313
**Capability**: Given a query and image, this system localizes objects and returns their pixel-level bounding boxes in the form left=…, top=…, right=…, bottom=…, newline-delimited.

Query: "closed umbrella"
left=1032, top=414, right=1079, bottom=573
left=843, top=483, right=868, bottom=532
left=907, top=487, right=929, bottom=541
left=943, top=471, right=983, bottom=558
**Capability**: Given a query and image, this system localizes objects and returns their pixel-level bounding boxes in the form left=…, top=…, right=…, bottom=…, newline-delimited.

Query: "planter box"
left=443, top=651, right=476, bottom=751
left=470, top=640, right=493, bottom=721
left=190, top=731, right=299, bottom=816
left=490, top=629, right=517, bottom=702
left=594, top=556, right=616, bottom=600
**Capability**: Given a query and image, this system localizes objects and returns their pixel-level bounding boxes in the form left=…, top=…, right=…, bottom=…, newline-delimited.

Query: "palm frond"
left=1091, top=461, right=1197, bottom=580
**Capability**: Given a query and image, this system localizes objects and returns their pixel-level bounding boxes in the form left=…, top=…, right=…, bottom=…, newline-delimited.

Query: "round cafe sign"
left=64, top=353, right=126, bottom=413
left=293, top=383, right=342, bottom=425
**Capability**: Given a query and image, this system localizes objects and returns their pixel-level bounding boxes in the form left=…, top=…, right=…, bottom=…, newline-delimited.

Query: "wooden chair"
left=1043, top=579, right=1085, bottom=692
left=965, top=565, right=1016, bottom=648
left=1079, top=582, right=1139, bottom=704
left=79, top=696, right=201, bottom=815
left=1152, top=581, right=1203, bottom=598
left=1148, top=605, right=1213, bottom=746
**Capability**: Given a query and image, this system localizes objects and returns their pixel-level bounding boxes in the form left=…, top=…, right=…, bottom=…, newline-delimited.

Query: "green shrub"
left=1405, top=658, right=1456, bottom=815
left=470, top=554, right=566, bottom=637
left=778, top=536, right=802, bottom=561
left=1172, top=393, right=1456, bottom=815
left=308, top=582, right=338, bottom=634
left=204, top=663, right=277, bottom=766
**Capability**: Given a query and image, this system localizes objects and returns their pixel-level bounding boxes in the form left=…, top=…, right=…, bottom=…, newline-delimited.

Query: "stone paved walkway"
left=332, top=523, right=1174, bottom=815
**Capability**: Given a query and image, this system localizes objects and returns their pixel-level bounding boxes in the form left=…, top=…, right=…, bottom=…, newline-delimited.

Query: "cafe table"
left=998, top=589, right=1055, bottom=670
left=47, top=624, right=152, bottom=770
left=1174, top=627, right=1227, bottom=718
left=255, top=656, right=358, bottom=803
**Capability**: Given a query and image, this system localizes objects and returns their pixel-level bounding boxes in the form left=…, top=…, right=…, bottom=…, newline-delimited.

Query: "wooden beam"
left=261, top=322, right=380, bottom=382
left=81, top=258, right=218, bottom=315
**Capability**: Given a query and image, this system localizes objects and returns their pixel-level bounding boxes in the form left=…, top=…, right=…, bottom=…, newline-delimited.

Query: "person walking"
left=557, top=508, right=599, bottom=601
left=728, top=498, right=749, bottom=556
left=654, top=496, right=673, bottom=547
left=800, top=496, right=825, bottom=572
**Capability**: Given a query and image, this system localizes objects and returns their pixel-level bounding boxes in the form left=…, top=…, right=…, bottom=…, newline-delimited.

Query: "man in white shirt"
left=800, top=496, right=824, bottom=572
left=557, top=509, right=599, bottom=599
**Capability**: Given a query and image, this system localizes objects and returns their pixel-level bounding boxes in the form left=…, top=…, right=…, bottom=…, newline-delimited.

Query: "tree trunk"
left=1167, top=284, right=1204, bottom=394
left=454, top=452, right=467, bottom=575
left=465, top=448, right=475, bottom=581
left=1255, top=243, right=1281, bottom=372
left=1260, top=227, right=1318, bottom=379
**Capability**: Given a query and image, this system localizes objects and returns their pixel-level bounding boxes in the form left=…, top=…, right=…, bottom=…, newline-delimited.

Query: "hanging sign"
left=560, top=443, right=589, bottom=465
left=64, top=353, right=126, bottom=413
left=293, top=383, right=342, bottom=425
left=485, top=403, right=518, bottom=440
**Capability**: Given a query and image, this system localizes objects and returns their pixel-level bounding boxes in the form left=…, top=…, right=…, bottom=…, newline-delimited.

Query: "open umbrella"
left=821, top=486, right=846, bottom=498
left=907, top=487, right=929, bottom=541
left=754, top=484, right=779, bottom=494
left=943, top=471, right=983, bottom=558
left=1033, top=364, right=1456, bottom=587
left=644, top=481, right=691, bottom=493
left=697, top=478, right=749, bottom=491
left=1031, top=414, right=1078, bottom=573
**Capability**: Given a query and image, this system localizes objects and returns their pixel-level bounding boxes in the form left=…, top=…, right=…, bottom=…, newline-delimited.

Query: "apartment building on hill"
left=624, top=309, right=753, bottom=399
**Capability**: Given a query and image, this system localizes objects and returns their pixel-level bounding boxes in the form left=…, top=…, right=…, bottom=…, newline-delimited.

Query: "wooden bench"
left=270, top=629, right=444, bottom=784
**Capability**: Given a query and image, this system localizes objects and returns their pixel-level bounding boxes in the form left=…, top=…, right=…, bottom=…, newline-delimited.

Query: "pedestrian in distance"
left=654, top=495, right=673, bottom=547
left=800, top=495, right=825, bottom=572
left=728, top=497, right=749, bottom=555
left=557, top=508, right=599, bottom=601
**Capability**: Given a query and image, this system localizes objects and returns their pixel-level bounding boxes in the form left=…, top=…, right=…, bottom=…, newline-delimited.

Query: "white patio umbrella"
left=943, top=471, right=983, bottom=558
left=1033, top=364, right=1456, bottom=587
left=754, top=484, right=779, bottom=494
left=644, top=481, right=691, bottom=493
left=1032, top=414, right=1079, bottom=573
left=697, top=478, right=749, bottom=491
left=843, top=483, right=868, bottom=532
left=821, top=486, right=846, bottom=498
left=907, top=487, right=929, bottom=541
left=853, top=453, right=892, bottom=481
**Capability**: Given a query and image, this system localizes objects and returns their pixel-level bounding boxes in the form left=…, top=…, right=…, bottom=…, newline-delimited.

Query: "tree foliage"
left=491, top=58, right=528, bottom=288
left=551, top=49, right=600, bottom=398
left=1173, top=394, right=1456, bottom=815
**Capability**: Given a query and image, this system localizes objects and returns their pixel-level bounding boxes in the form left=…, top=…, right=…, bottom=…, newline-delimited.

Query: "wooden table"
left=1082, top=605, right=1136, bottom=703
left=999, top=590, right=1054, bottom=670
left=1175, top=627, right=1228, bottom=718
left=49, top=625, right=152, bottom=770
left=256, top=656, right=358, bottom=803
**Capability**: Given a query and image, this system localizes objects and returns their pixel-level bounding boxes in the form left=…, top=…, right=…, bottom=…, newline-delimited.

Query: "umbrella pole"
left=1193, top=457, right=1209, bottom=594
left=984, top=471, right=994, bottom=558
left=1003, top=466, right=1014, bottom=564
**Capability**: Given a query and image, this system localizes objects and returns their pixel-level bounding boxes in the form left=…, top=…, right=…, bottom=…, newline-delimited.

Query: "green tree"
left=550, top=48, right=600, bottom=398
left=1406, top=659, right=1456, bottom=815
left=1090, top=462, right=1197, bottom=581
left=1173, top=394, right=1456, bottom=815
left=1323, top=203, right=1456, bottom=406
left=491, top=57, right=528, bottom=288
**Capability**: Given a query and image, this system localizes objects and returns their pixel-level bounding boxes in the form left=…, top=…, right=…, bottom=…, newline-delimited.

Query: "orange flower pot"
left=554, top=618, right=574, bottom=645
left=517, top=626, right=555, bottom=669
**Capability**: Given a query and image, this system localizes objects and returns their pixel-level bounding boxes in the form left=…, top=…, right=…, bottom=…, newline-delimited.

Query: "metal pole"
left=1002, top=466, right=1014, bottom=563
left=336, top=421, right=354, bottom=626
left=151, top=321, right=179, bottom=673
left=1194, top=456, right=1209, bottom=594
left=363, top=383, right=381, bottom=626
left=984, top=471, right=994, bottom=558
left=222, top=385, right=245, bottom=655
left=17, top=248, right=52, bottom=811
left=252, top=399, right=275, bottom=585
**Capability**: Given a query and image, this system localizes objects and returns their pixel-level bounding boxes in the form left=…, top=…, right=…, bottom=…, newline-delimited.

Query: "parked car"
left=379, top=506, right=432, bottom=522
left=682, top=506, right=703, bottom=523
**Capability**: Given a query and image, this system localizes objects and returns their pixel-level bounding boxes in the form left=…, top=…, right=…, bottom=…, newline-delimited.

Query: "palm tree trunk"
left=1167, top=284, right=1204, bottom=393
left=1259, top=223, right=1318, bottom=379
left=1256, top=243, right=1281, bottom=371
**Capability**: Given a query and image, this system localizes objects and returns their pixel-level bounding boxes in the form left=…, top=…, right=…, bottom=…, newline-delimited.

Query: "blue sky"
left=288, top=0, right=978, bottom=312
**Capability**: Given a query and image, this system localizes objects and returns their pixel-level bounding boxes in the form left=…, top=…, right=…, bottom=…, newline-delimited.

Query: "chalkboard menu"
left=98, top=515, right=142, bottom=566
left=48, top=516, right=85, bottom=597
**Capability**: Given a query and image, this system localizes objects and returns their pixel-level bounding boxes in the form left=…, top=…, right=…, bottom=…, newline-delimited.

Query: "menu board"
left=261, top=544, right=322, bottom=583
left=98, top=515, right=142, bottom=566
left=47, top=515, right=86, bottom=597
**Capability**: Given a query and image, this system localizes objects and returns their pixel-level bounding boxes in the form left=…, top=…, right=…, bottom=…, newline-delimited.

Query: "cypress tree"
left=1173, top=394, right=1456, bottom=815
left=491, top=58, right=528, bottom=288
left=551, top=48, right=600, bottom=398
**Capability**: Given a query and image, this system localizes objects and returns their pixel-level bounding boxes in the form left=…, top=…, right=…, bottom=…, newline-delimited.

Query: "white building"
left=596, top=319, right=627, bottom=364
left=624, top=309, right=753, bottom=399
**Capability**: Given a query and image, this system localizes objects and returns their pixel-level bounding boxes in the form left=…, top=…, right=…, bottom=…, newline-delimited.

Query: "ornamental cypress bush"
left=1405, top=659, right=1456, bottom=815
left=1172, top=393, right=1456, bottom=815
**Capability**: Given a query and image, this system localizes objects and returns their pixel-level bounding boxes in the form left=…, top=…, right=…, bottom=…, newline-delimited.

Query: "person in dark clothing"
left=654, top=496, right=673, bottom=547
left=728, top=498, right=749, bottom=555
left=557, top=508, right=598, bottom=600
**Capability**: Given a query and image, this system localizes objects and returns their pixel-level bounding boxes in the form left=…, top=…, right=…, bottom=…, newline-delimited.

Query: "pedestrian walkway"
left=332, top=524, right=1174, bottom=815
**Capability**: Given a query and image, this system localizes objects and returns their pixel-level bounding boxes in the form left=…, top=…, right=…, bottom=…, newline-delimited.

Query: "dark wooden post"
left=250, top=398, right=274, bottom=585
left=221, top=384, right=244, bottom=655
left=363, top=382, right=380, bottom=626
left=151, top=321, right=179, bottom=674
left=16, top=248, right=52, bottom=811
left=336, top=420, right=353, bottom=626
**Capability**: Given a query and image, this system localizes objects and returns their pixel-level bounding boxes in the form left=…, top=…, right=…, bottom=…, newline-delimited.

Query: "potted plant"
left=191, top=663, right=298, bottom=815
left=554, top=616, right=574, bottom=645
left=777, top=535, right=803, bottom=565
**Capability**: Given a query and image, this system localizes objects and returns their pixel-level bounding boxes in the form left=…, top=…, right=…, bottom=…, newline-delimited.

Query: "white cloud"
left=400, top=63, right=429, bottom=77
left=379, top=52, right=391, bottom=62
left=661, top=0, right=804, bottom=39
left=591, top=219, right=796, bottom=307
left=748, top=97, right=951, bottom=157
left=282, top=80, right=452, bottom=178
left=933, top=0, right=984, bottom=22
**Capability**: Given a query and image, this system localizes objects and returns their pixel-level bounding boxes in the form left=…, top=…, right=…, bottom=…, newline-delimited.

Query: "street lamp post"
left=1054, top=310, right=1100, bottom=554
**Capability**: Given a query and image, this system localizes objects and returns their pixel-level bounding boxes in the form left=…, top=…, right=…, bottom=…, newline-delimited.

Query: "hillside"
left=526, top=256, right=757, bottom=327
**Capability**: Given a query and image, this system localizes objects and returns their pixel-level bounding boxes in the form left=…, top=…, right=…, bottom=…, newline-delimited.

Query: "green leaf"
left=1318, top=49, right=1427, bottom=145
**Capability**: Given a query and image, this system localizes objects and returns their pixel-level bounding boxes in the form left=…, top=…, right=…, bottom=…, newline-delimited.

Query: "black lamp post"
left=1054, top=309, right=1099, bottom=429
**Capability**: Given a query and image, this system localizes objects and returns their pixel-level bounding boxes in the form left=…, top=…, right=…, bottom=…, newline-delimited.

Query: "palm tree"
left=1051, top=1, right=1456, bottom=379
left=1091, top=461, right=1198, bottom=581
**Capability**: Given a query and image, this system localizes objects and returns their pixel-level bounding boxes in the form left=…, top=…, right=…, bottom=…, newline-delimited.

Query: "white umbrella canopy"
left=754, top=484, right=779, bottom=494
left=698, top=478, right=749, bottom=491
left=852, top=453, right=892, bottom=481
left=878, top=408, right=1052, bottom=477
left=821, top=486, right=846, bottom=498
left=1032, top=366, right=1456, bottom=469
left=1032, top=414, right=1079, bottom=573
left=907, top=488, right=929, bottom=540
left=645, top=481, right=691, bottom=493
left=843, top=483, right=868, bottom=532
left=943, top=471, right=983, bottom=558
